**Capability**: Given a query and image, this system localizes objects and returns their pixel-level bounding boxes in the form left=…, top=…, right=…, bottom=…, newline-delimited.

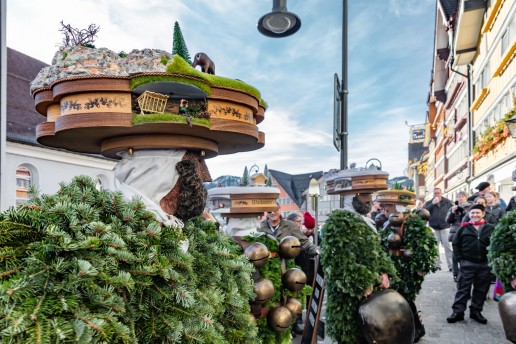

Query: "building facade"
left=1, top=48, right=116, bottom=211
left=423, top=0, right=516, bottom=202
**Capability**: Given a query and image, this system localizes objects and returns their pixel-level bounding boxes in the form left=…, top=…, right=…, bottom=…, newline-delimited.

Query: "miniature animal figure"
left=192, top=52, right=215, bottom=75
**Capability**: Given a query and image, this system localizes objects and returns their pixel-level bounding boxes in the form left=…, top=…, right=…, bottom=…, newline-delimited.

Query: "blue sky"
left=6, top=0, right=435, bottom=179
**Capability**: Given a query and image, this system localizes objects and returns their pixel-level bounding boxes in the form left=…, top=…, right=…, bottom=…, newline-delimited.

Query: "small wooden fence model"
left=137, top=90, right=168, bottom=114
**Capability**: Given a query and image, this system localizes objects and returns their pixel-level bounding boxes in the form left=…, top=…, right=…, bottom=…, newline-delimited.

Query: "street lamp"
left=507, top=116, right=516, bottom=190
left=309, top=178, right=320, bottom=245
left=505, top=115, right=516, bottom=138
left=257, top=0, right=301, bottom=38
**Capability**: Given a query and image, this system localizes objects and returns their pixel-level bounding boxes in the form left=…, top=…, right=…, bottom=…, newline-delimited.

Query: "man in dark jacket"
left=424, top=188, right=453, bottom=271
left=467, top=182, right=490, bottom=203
left=445, top=191, right=472, bottom=281
left=507, top=195, right=516, bottom=212
left=447, top=204, right=495, bottom=325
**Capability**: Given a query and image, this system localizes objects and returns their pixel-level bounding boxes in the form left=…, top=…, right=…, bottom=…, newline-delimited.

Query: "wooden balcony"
left=474, top=137, right=516, bottom=175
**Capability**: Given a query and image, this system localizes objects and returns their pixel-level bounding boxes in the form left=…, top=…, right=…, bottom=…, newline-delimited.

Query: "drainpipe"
left=449, top=25, right=473, bottom=193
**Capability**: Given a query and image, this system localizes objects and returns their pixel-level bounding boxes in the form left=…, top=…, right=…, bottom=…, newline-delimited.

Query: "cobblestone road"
left=416, top=270, right=509, bottom=344
left=293, top=269, right=511, bottom=343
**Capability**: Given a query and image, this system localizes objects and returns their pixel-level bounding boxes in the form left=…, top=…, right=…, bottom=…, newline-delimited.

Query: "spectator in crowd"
left=447, top=204, right=495, bottom=325
left=506, top=187, right=516, bottom=212
left=463, top=196, right=497, bottom=226
left=368, top=199, right=383, bottom=220
left=485, top=191, right=506, bottom=224
left=415, top=197, right=425, bottom=210
left=286, top=212, right=303, bottom=230
left=259, top=210, right=318, bottom=255
left=467, top=182, right=490, bottom=203
left=494, top=191, right=508, bottom=209
left=302, top=212, right=316, bottom=243
left=424, top=188, right=454, bottom=271
left=446, top=191, right=472, bottom=282
left=285, top=212, right=314, bottom=335
left=294, top=212, right=318, bottom=335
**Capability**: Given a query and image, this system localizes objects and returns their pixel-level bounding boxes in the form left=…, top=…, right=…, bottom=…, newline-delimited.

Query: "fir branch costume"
left=380, top=214, right=438, bottom=301
left=0, top=176, right=257, bottom=343
left=241, top=234, right=312, bottom=344
left=488, top=210, right=516, bottom=293
left=320, top=210, right=397, bottom=344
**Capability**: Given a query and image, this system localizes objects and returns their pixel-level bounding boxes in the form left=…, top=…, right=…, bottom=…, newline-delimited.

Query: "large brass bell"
left=358, top=289, right=415, bottom=343
left=279, top=236, right=301, bottom=259
left=416, top=208, right=430, bottom=221
left=387, top=233, right=402, bottom=250
left=499, top=291, right=516, bottom=342
left=375, top=213, right=388, bottom=229
left=285, top=297, right=303, bottom=319
left=268, top=306, right=293, bottom=332
left=388, top=212, right=404, bottom=227
left=282, top=268, right=307, bottom=292
left=245, top=242, right=270, bottom=268
left=253, top=278, right=275, bottom=304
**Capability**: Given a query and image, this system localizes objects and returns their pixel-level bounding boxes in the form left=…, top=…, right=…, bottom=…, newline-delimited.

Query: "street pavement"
left=415, top=269, right=509, bottom=344
left=293, top=248, right=511, bottom=343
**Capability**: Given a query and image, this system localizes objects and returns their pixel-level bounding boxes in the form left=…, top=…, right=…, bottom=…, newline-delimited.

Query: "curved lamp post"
left=257, top=0, right=301, bottom=38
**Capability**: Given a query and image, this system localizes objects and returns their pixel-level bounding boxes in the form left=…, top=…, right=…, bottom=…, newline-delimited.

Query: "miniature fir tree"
left=241, top=166, right=249, bottom=186
left=266, top=172, right=273, bottom=187
left=172, top=21, right=192, bottom=65
left=0, top=176, right=257, bottom=343
left=263, top=164, right=269, bottom=177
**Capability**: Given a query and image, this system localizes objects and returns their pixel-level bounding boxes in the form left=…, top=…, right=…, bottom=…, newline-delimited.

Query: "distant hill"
left=204, top=175, right=241, bottom=190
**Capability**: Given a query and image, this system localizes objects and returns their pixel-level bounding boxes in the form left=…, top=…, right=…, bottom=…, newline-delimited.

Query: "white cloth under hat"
left=114, top=149, right=186, bottom=229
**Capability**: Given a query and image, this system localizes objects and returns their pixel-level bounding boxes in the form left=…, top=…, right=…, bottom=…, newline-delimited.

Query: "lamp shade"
left=309, top=178, right=320, bottom=197
left=257, top=0, right=301, bottom=38
left=506, top=115, right=516, bottom=139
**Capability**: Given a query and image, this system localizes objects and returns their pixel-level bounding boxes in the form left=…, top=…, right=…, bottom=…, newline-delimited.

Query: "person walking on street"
left=447, top=204, right=495, bottom=325
left=424, top=188, right=453, bottom=271
left=445, top=191, right=472, bottom=282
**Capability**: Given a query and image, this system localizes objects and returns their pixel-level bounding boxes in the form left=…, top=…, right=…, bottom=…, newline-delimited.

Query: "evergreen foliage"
left=241, top=234, right=311, bottom=344
left=172, top=22, right=192, bottom=65
left=320, top=210, right=397, bottom=344
left=0, top=176, right=257, bottom=343
left=241, top=167, right=249, bottom=186
left=380, top=214, right=437, bottom=301
left=265, top=173, right=273, bottom=187
left=488, top=210, right=516, bottom=292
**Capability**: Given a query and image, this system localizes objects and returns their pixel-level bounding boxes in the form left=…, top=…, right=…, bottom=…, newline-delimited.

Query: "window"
left=95, top=178, right=103, bottom=191
left=457, top=96, right=468, bottom=119
left=15, top=166, right=31, bottom=204
left=494, top=103, right=501, bottom=121
left=501, top=12, right=516, bottom=56
left=501, top=30, right=509, bottom=56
